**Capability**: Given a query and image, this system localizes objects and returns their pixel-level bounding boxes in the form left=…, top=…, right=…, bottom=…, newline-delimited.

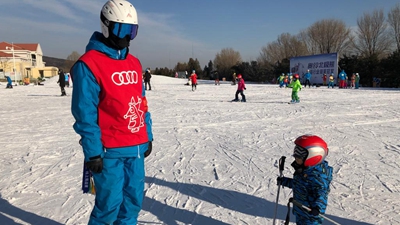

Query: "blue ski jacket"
left=281, top=161, right=333, bottom=224
left=71, top=32, right=153, bottom=162
left=6, top=76, right=12, bottom=84
left=339, top=70, right=347, bottom=81
left=304, top=72, right=311, bottom=80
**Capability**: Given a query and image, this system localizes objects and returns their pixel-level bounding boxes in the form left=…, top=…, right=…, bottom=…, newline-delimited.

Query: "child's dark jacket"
left=281, top=160, right=333, bottom=222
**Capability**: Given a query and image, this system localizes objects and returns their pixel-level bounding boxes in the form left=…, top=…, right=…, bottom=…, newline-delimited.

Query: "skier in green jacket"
left=288, top=74, right=302, bottom=103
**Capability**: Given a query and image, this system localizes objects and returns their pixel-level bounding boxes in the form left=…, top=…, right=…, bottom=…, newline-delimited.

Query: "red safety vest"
left=79, top=50, right=149, bottom=148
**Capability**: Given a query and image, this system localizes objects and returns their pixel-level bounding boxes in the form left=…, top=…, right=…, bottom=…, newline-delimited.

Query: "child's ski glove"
left=145, top=142, right=152, bottom=158
left=86, top=155, right=103, bottom=173
left=309, top=207, right=320, bottom=216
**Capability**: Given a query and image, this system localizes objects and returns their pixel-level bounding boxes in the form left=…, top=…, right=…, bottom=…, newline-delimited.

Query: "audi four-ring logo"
left=111, top=71, right=139, bottom=86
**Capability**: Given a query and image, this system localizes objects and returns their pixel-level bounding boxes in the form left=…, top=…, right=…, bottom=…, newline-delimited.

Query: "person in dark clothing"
left=144, top=68, right=152, bottom=90
left=57, top=69, right=66, bottom=96
left=214, top=71, right=220, bottom=85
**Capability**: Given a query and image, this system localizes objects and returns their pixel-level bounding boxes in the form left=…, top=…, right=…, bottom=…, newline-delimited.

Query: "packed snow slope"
left=0, top=75, right=399, bottom=225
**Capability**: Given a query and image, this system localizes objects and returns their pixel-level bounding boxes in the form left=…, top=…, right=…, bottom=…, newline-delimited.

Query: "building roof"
left=0, top=51, right=13, bottom=57
left=0, top=42, right=39, bottom=51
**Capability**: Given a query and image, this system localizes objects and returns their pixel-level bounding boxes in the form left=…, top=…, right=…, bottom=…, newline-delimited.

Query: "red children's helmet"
left=237, top=74, right=242, bottom=79
left=293, top=134, right=328, bottom=167
left=294, top=74, right=300, bottom=79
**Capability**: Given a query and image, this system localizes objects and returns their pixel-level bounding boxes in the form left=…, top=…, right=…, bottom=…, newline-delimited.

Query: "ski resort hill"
left=0, top=75, right=399, bottom=224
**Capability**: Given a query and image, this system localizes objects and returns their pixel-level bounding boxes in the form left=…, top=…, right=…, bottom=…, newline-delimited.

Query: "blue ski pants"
left=89, top=157, right=145, bottom=225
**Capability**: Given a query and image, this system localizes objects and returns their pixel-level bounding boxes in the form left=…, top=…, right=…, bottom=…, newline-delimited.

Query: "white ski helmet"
left=100, top=0, right=139, bottom=40
left=293, top=134, right=328, bottom=167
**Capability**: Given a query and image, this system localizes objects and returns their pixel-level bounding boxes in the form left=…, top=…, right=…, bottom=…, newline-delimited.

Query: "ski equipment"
left=273, top=156, right=286, bottom=225
left=287, top=198, right=341, bottom=225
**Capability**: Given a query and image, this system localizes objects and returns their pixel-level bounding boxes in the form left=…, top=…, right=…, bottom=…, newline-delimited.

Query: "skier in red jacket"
left=232, top=74, right=246, bottom=102
left=190, top=70, right=197, bottom=91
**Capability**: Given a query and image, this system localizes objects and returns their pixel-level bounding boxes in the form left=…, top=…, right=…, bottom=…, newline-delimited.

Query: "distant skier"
left=304, top=70, right=311, bottom=88
left=214, top=71, right=220, bottom=85
left=328, top=73, right=335, bottom=88
left=277, top=135, right=333, bottom=225
left=190, top=70, right=197, bottom=91
left=144, top=68, right=152, bottom=90
left=232, top=74, right=246, bottom=102
left=278, top=73, right=285, bottom=88
left=355, top=73, right=360, bottom=89
left=283, top=74, right=289, bottom=88
left=65, top=72, right=70, bottom=87
left=232, top=72, right=237, bottom=85
left=350, top=73, right=356, bottom=88
left=338, top=70, right=346, bottom=88
left=288, top=74, right=301, bottom=103
left=57, top=69, right=66, bottom=96
left=5, top=75, right=13, bottom=89
left=322, top=73, right=327, bottom=86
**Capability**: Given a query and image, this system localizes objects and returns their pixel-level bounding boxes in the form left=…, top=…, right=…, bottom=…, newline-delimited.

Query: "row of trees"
left=63, top=4, right=400, bottom=88
left=153, top=4, right=399, bottom=87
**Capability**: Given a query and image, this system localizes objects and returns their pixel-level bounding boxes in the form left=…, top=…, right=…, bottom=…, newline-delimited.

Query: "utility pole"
left=6, top=43, right=16, bottom=82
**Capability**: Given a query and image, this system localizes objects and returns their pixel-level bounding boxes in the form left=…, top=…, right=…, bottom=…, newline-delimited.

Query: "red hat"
left=237, top=74, right=242, bottom=79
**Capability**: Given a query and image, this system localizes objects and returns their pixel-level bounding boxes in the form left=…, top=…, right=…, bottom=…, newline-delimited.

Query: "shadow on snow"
left=143, top=177, right=373, bottom=225
left=0, top=194, right=63, bottom=225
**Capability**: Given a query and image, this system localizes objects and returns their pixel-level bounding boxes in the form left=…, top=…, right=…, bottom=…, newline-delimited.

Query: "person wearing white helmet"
left=70, top=1, right=153, bottom=224
left=355, top=73, right=360, bottom=89
left=144, top=68, right=152, bottom=90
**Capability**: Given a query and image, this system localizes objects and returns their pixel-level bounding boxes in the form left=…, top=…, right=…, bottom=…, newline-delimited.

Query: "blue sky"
left=0, top=0, right=398, bottom=69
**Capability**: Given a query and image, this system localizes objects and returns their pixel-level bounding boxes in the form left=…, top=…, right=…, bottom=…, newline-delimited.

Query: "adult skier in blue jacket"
left=304, top=70, right=312, bottom=88
left=70, top=1, right=153, bottom=224
left=5, top=75, right=13, bottom=88
left=338, top=70, right=347, bottom=88
left=278, top=135, right=333, bottom=225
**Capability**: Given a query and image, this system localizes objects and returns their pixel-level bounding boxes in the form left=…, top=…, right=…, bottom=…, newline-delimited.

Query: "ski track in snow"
left=0, top=76, right=399, bottom=224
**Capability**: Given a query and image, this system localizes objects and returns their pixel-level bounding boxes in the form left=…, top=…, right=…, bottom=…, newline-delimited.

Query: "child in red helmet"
left=288, top=74, right=301, bottom=103
left=232, top=74, right=246, bottom=102
left=277, top=135, right=333, bottom=224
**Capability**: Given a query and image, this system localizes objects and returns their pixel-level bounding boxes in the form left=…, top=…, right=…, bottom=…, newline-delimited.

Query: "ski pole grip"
left=279, top=156, right=286, bottom=171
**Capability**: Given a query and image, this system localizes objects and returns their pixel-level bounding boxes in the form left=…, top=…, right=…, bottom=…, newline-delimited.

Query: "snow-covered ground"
left=0, top=75, right=399, bottom=225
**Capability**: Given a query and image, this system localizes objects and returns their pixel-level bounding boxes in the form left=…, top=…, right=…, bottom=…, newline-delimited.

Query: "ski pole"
left=273, top=156, right=286, bottom=225
left=290, top=198, right=341, bottom=225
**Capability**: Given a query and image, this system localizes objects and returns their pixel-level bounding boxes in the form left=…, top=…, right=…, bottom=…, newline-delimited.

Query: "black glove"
left=277, top=177, right=283, bottom=185
left=309, top=207, right=320, bottom=216
left=244, top=88, right=247, bottom=90
left=86, top=155, right=103, bottom=173
left=144, top=141, right=152, bottom=158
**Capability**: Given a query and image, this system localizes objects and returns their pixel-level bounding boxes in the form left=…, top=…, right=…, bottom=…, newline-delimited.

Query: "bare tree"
left=302, top=19, right=352, bottom=55
left=258, top=33, right=308, bottom=65
left=388, top=3, right=400, bottom=51
left=64, top=51, right=82, bottom=71
left=214, top=48, right=242, bottom=72
left=353, top=9, right=392, bottom=58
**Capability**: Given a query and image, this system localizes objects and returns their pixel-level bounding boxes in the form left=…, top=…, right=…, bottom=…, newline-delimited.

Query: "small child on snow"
left=232, top=74, right=246, bottom=102
left=277, top=134, right=333, bottom=225
left=328, top=74, right=335, bottom=88
left=190, top=70, right=197, bottom=91
left=288, top=74, right=301, bottom=103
